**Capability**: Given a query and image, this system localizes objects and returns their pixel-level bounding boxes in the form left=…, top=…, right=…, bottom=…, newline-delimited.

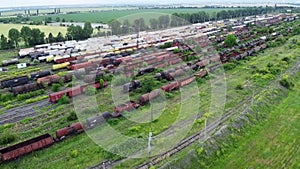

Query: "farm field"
left=0, top=23, right=67, bottom=37
left=0, top=7, right=139, bottom=16
left=209, top=73, right=300, bottom=169
left=30, top=8, right=239, bottom=23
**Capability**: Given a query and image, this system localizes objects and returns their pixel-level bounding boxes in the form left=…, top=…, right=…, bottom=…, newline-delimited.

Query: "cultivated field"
left=0, top=23, right=67, bottom=36
left=0, top=7, right=139, bottom=16
left=30, top=8, right=238, bottom=23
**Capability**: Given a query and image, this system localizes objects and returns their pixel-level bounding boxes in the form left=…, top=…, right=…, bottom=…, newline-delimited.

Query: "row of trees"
left=66, top=22, right=93, bottom=40
left=0, top=22, right=93, bottom=50
left=108, top=7, right=287, bottom=36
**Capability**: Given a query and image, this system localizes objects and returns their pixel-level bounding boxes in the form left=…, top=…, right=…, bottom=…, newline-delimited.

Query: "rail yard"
left=0, top=10, right=299, bottom=169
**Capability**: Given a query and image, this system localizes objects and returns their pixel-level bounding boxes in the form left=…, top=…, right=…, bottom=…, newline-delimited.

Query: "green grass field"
left=210, top=73, right=300, bottom=169
left=30, top=8, right=237, bottom=23
left=0, top=7, right=139, bottom=16
left=0, top=23, right=67, bottom=37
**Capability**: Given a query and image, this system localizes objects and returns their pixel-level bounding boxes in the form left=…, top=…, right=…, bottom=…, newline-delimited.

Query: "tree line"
left=0, top=22, right=93, bottom=50
left=108, top=6, right=291, bottom=36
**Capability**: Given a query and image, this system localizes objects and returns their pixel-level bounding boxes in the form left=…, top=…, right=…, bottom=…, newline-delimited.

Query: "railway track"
left=0, top=99, right=50, bottom=125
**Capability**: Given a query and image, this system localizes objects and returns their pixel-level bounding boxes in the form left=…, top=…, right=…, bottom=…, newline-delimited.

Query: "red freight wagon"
left=167, top=69, right=185, bottom=81
left=161, top=81, right=179, bottom=92
left=66, top=86, right=82, bottom=97
left=70, top=62, right=93, bottom=70
left=56, top=122, right=83, bottom=140
left=37, top=74, right=61, bottom=85
left=195, top=70, right=207, bottom=78
left=179, top=76, right=196, bottom=87
left=49, top=90, right=67, bottom=102
left=94, top=81, right=108, bottom=89
left=115, top=101, right=139, bottom=113
left=55, top=57, right=77, bottom=64
left=168, top=58, right=182, bottom=65
left=0, top=134, right=53, bottom=162
left=155, top=62, right=168, bottom=69
left=139, top=89, right=160, bottom=105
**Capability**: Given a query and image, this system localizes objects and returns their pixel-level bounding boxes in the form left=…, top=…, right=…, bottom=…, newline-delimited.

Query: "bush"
left=282, top=57, right=290, bottom=63
left=99, top=79, right=105, bottom=88
left=0, top=130, right=17, bottom=145
left=223, top=63, right=236, bottom=71
left=58, top=94, right=70, bottom=104
left=235, top=84, right=244, bottom=90
left=70, top=149, right=79, bottom=158
left=85, top=86, right=97, bottom=96
left=52, top=84, right=61, bottom=92
left=67, top=111, right=77, bottom=121
left=279, top=78, right=294, bottom=89
left=174, top=48, right=181, bottom=53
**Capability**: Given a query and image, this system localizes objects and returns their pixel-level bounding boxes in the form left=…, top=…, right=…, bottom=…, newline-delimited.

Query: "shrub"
left=282, top=57, right=290, bottom=63
left=70, top=149, right=79, bottom=158
left=174, top=48, right=181, bottom=53
left=58, top=95, right=70, bottom=104
left=52, top=84, right=61, bottom=92
left=85, top=86, right=97, bottom=96
left=223, top=63, right=236, bottom=71
left=235, top=84, right=244, bottom=90
left=99, top=79, right=105, bottom=88
left=0, top=130, right=17, bottom=145
left=279, top=78, right=294, bottom=89
left=67, top=111, right=77, bottom=121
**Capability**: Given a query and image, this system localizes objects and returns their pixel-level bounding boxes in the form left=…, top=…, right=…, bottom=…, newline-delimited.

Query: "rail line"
left=0, top=99, right=50, bottom=125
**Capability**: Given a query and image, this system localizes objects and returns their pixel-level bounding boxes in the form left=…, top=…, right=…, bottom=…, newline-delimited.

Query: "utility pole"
left=251, top=89, right=254, bottom=106
left=204, top=119, right=207, bottom=140
left=148, top=132, right=152, bottom=157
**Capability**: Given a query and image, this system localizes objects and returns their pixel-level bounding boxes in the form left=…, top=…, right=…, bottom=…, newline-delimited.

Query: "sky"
left=0, top=0, right=299, bottom=8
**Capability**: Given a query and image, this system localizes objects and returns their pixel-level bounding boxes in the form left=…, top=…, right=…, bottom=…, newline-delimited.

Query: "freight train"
left=49, top=81, right=108, bottom=103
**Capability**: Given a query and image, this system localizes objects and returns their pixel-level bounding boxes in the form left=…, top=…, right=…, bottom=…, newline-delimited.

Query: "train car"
left=139, top=89, right=160, bottom=105
left=52, top=62, right=70, bottom=70
left=194, top=70, right=207, bottom=78
left=161, top=81, right=179, bottom=92
left=86, top=112, right=112, bottom=128
left=123, top=80, right=141, bottom=93
left=56, top=122, right=84, bottom=140
left=0, top=67, right=9, bottom=72
left=93, top=81, right=108, bottom=89
left=11, top=83, right=41, bottom=95
left=46, top=55, right=55, bottom=62
left=18, top=48, right=34, bottom=58
left=37, top=74, right=61, bottom=85
left=55, top=57, right=77, bottom=64
left=166, top=69, right=185, bottom=81
left=137, top=66, right=155, bottom=76
left=114, top=101, right=139, bottom=114
left=30, top=71, right=51, bottom=79
left=2, top=58, right=19, bottom=67
left=54, top=55, right=70, bottom=63
left=70, top=62, right=93, bottom=70
left=84, top=71, right=104, bottom=83
left=0, top=134, right=53, bottom=162
left=49, top=86, right=82, bottom=103
left=0, top=76, right=30, bottom=89
left=38, top=55, right=53, bottom=62
left=168, top=58, right=182, bottom=65
left=179, top=76, right=196, bottom=87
